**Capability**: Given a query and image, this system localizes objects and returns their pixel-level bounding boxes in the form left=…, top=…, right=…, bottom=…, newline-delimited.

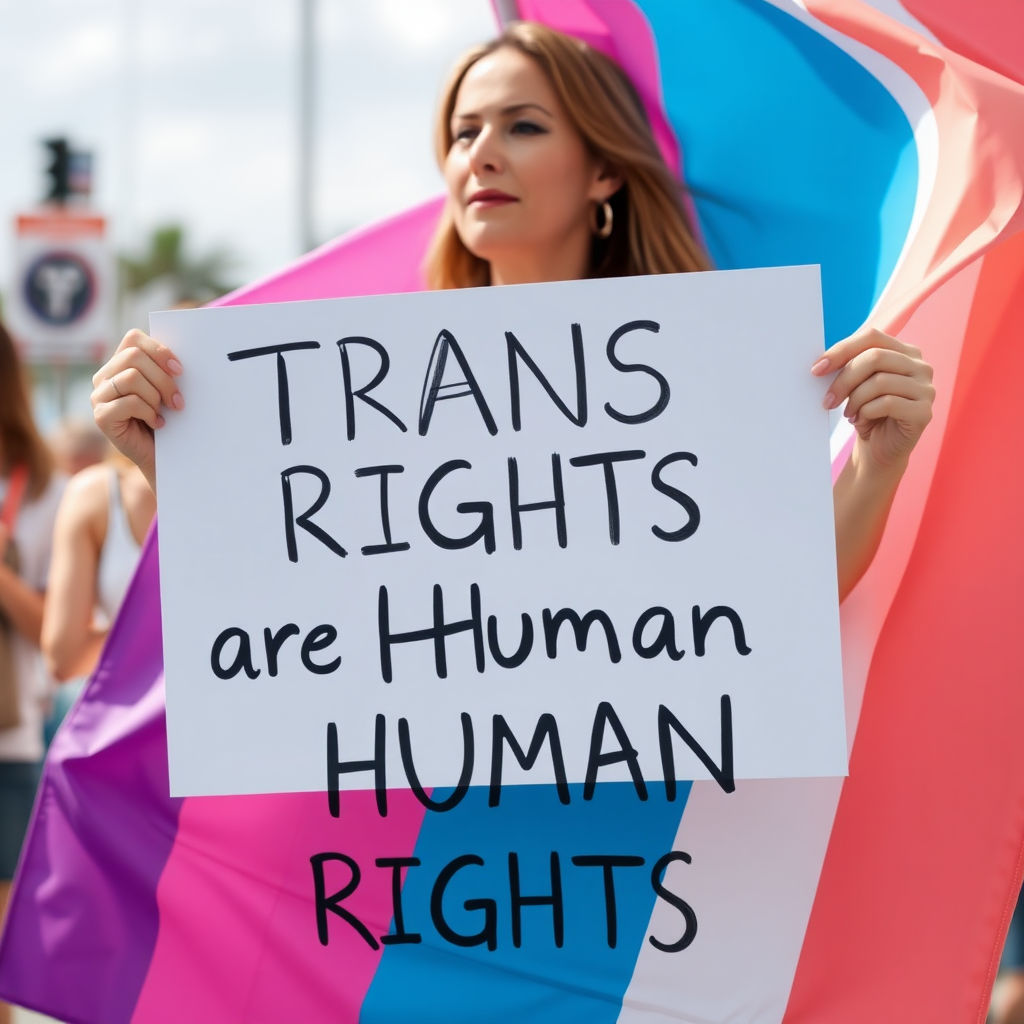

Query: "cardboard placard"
left=153, top=266, right=845, bottom=799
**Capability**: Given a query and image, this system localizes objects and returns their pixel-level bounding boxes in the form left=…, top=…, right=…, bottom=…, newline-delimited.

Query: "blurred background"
left=0, top=0, right=496, bottom=429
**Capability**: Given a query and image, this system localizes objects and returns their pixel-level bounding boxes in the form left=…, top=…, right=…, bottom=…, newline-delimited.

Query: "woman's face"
left=444, top=46, right=618, bottom=285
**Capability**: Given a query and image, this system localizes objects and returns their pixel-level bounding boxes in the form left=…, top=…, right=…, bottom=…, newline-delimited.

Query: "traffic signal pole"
left=298, top=0, right=316, bottom=254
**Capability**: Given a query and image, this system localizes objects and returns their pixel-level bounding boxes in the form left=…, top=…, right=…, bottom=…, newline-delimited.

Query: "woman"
left=0, top=320, right=65, bottom=1024
left=42, top=452, right=155, bottom=683
left=91, top=22, right=934, bottom=601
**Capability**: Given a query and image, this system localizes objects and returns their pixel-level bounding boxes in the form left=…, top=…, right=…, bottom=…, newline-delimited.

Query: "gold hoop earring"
left=593, top=200, right=613, bottom=239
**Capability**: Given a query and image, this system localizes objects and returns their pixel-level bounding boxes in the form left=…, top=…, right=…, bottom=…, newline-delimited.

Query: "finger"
left=823, top=348, right=930, bottom=409
left=95, top=346, right=184, bottom=412
left=94, top=393, right=165, bottom=435
left=844, top=373, right=935, bottom=421
left=853, top=393, right=934, bottom=429
left=112, top=329, right=182, bottom=377
left=103, top=366, right=164, bottom=416
left=811, top=328, right=920, bottom=376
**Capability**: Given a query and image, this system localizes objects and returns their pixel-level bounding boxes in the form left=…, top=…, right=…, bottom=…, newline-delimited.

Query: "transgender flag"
left=2, top=2, right=1024, bottom=1021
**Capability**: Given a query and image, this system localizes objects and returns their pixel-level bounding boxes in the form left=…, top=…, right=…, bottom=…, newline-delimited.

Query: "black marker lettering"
left=632, top=607, right=684, bottom=662
left=603, top=320, right=669, bottom=425
left=310, top=852, right=378, bottom=949
left=336, top=337, right=407, bottom=440
left=659, top=698, right=735, bottom=797
left=584, top=701, right=647, bottom=801
left=210, top=627, right=260, bottom=680
left=486, top=613, right=534, bottom=669
left=692, top=605, right=751, bottom=656
left=301, top=624, right=341, bottom=675
left=378, top=584, right=485, bottom=682
left=489, top=713, right=570, bottom=807
left=398, top=713, right=474, bottom=812
left=649, top=851, right=698, bottom=952
left=327, top=717, right=387, bottom=818
left=376, top=857, right=422, bottom=945
left=227, top=341, right=320, bottom=445
left=570, top=855, right=645, bottom=948
left=508, top=454, right=567, bottom=550
left=263, top=623, right=300, bottom=676
left=543, top=607, right=621, bottom=663
left=505, top=324, right=587, bottom=431
left=569, top=450, right=645, bottom=545
left=651, top=453, right=700, bottom=542
left=419, top=329, right=497, bottom=436
left=509, top=852, right=564, bottom=948
left=280, top=465, right=346, bottom=562
left=430, top=855, right=497, bottom=951
left=419, top=461, right=495, bottom=554
left=355, top=465, right=410, bottom=555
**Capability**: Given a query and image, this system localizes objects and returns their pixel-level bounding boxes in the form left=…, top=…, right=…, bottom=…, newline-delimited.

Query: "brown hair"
left=0, top=319, right=52, bottom=499
left=425, top=21, right=710, bottom=289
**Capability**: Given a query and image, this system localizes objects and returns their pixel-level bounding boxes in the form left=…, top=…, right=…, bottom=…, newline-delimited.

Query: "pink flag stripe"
left=131, top=791, right=428, bottom=1024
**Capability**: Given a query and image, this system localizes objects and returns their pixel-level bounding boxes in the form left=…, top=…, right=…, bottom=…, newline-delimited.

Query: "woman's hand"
left=91, top=330, right=184, bottom=493
left=813, top=327, right=934, bottom=472
left=816, top=327, right=935, bottom=600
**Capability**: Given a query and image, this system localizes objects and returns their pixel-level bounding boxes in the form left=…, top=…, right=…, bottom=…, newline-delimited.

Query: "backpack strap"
left=0, top=464, right=29, bottom=532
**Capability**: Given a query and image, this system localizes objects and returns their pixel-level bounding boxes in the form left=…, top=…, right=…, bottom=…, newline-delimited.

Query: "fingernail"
left=811, top=357, right=830, bottom=375
left=156, top=415, right=166, bottom=428
left=167, top=359, right=183, bottom=376
left=822, top=391, right=836, bottom=410
left=171, top=392, right=185, bottom=410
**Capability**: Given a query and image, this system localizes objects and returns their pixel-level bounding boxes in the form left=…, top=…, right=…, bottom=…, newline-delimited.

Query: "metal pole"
left=493, top=0, right=520, bottom=26
left=55, top=362, right=68, bottom=419
left=298, top=0, right=316, bottom=254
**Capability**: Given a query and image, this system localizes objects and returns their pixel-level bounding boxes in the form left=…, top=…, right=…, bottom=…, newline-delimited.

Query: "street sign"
left=7, top=207, right=115, bottom=363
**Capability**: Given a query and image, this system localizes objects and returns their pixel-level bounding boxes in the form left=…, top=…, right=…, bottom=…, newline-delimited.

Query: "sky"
left=0, top=0, right=497, bottom=304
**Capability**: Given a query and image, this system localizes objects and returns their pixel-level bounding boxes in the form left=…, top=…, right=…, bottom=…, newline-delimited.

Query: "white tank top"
left=97, top=467, right=142, bottom=620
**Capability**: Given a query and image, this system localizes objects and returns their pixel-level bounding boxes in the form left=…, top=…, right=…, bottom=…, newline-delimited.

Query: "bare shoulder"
left=58, top=464, right=112, bottom=542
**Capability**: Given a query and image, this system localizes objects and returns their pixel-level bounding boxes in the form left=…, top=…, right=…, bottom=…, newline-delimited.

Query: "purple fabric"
left=0, top=530, right=181, bottom=1023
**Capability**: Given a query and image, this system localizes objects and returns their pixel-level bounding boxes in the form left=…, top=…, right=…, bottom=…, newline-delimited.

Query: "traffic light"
left=44, top=138, right=71, bottom=202
left=68, top=150, right=93, bottom=197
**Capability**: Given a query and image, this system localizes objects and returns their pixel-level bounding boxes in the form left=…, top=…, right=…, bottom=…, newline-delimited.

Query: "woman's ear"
left=589, top=161, right=624, bottom=202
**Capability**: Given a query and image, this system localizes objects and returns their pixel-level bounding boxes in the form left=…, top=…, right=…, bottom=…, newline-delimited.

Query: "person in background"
left=41, top=419, right=112, bottom=747
left=48, top=418, right=110, bottom=477
left=42, top=450, right=155, bottom=687
left=994, top=904, right=1024, bottom=1024
left=0, top=320, right=65, bottom=1024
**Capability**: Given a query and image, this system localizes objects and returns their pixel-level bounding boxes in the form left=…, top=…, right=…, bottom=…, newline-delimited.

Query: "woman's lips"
left=468, top=189, right=518, bottom=208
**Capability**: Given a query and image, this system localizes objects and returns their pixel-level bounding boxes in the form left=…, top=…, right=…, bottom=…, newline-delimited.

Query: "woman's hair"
left=0, top=318, right=52, bottom=499
left=425, top=21, right=710, bottom=289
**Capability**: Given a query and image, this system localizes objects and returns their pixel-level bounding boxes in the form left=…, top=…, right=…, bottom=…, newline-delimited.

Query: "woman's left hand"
left=813, top=327, right=935, bottom=472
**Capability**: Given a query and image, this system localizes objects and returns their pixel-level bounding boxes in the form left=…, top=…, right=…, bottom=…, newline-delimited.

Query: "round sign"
left=23, top=250, right=95, bottom=326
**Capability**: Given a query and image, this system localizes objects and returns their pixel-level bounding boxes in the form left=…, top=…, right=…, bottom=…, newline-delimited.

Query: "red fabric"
left=785, top=231, right=1024, bottom=1022
left=902, top=0, right=1024, bottom=85
left=0, top=464, right=29, bottom=530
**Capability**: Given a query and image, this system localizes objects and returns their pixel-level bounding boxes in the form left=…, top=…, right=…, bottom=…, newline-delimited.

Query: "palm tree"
left=120, top=225, right=236, bottom=305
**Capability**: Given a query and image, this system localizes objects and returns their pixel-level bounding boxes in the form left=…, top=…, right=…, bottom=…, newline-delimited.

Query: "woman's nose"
left=468, top=124, right=503, bottom=175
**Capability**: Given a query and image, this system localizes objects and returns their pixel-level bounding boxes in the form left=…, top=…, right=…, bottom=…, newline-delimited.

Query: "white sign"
left=154, top=267, right=846, bottom=799
left=7, top=209, right=115, bottom=362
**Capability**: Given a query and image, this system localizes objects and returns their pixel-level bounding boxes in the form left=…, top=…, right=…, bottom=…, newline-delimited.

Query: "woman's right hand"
left=91, top=329, right=184, bottom=493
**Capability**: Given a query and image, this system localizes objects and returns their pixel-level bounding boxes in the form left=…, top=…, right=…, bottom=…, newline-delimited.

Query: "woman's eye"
left=510, top=120, right=546, bottom=135
left=453, top=126, right=479, bottom=144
